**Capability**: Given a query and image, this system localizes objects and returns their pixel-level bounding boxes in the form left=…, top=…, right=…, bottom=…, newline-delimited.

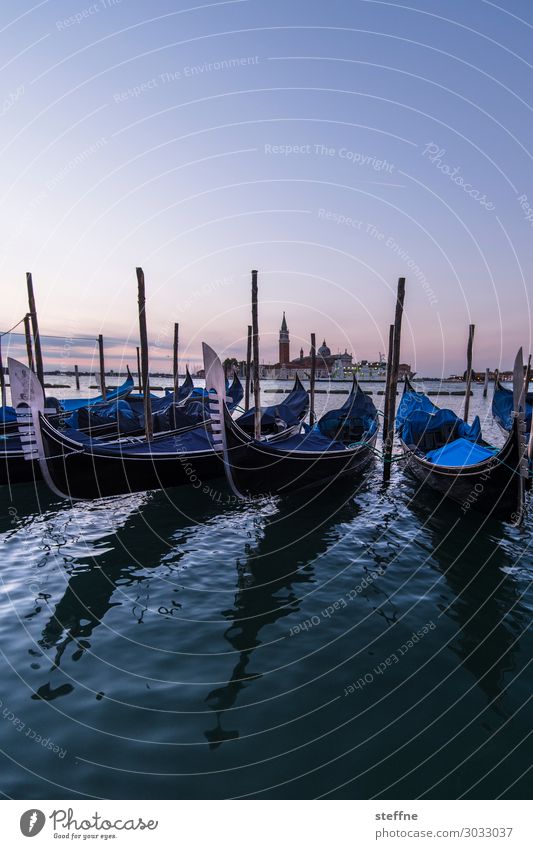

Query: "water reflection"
left=23, top=486, right=241, bottom=700
left=204, top=482, right=363, bottom=747
left=404, top=481, right=526, bottom=711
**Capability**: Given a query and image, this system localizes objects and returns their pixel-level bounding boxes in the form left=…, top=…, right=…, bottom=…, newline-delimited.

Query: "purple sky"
left=1, top=0, right=532, bottom=377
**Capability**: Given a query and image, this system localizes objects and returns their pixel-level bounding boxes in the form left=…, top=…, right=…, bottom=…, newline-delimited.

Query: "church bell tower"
left=279, top=312, right=290, bottom=364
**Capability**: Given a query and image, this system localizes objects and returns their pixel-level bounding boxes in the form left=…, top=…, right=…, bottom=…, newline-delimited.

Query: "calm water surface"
left=0, top=381, right=531, bottom=799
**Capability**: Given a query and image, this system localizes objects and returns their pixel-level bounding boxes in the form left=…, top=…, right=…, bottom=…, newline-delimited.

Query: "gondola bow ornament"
left=202, top=342, right=244, bottom=500
left=8, top=357, right=70, bottom=499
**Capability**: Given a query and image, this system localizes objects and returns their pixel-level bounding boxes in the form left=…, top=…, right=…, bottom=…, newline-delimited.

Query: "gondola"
left=7, top=357, right=224, bottom=499
left=396, top=360, right=528, bottom=523
left=57, top=367, right=134, bottom=412
left=492, top=379, right=532, bottom=435
left=235, top=374, right=308, bottom=435
left=68, top=370, right=244, bottom=439
left=7, top=356, right=294, bottom=500
left=203, top=344, right=379, bottom=497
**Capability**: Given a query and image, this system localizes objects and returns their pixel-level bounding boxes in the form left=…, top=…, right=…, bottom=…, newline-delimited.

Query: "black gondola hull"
left=400, top=422, right=524, bottom=520
left=0, top=444, right=41, bottom=487
left=39, top=416, right=225, bottom=499
left=224, top=413, right=377, bottom=496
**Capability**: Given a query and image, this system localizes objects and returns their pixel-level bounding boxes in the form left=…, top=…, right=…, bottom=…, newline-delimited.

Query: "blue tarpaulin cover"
left=60, top=372, right=134, bottom=412
left=74, top=400, right=141, bottom=433
left=316, top=383, right=378, bottom=440
left=260, top=430, right=347, bottom=453
left=61, top=425, right=214, bottom=455
left=426, top=438, right=497, bottom=466
left=397, top=389, right=481, bottom=446
left=237, top=377, right=308, bottom=430
left=0, top=406, right=16, bottom=424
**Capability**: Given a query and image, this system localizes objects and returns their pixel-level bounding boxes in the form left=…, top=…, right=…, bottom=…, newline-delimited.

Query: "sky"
left=1, top=0, right=532, bottom=377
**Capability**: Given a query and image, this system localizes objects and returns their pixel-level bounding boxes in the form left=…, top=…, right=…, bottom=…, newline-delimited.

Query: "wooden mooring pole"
left=463, top=324, right=475, bottom=422
left=383, top=278, right=406, bottom=482
left=493, top=368, right=499, bottom=399
left=98, top=334, right=107, bottom=401
left=382, top=324, right=395, bottom=445
left=136, top=346, right=142, bottom=391
left=310, top=333, right=317, bottom=426
left=26, top=272, right=44, bottom=389
left=244, top=324, right=252, bottom=412
left=74, top=364, right=80, bottom=390
left=23, top=313, right=34, bottom=371
left=173, top=322, right=179, bottom=395
left=483, top=367, right=490, bottom=398
left=136, top=267, right=153, bottom=442
left=251, top=270, right=261, bottom=440
left=0, top=338, right=6, bottom=408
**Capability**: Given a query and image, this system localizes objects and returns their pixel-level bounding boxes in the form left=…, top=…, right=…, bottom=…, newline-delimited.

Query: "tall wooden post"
left=522, top=356, right=533, bottom=463
left=97, top=334, right=107, bottom=401
left=309, top=333, right=317, bottom=426
left=173, top=323, right=179, bottom=395
left=383, top=278, right=406, bottom=482
left=382, top=324, right=395, bottom=444
left=244, top=324, right=252, bottom=411
left=483, top=367, right=489, bottom=398
left=136, top=346, right=142, bottom=391
left=463, top=324, right=475, bottom=422
left=0, top=337, right=6, bottom=408
left=136, top=267, right=153, bottom=442
left=23, top=313, right=34, bottom=371
left=74, top=364, right=80, bottom=390
left=251, top=270, right=261, bottom=440
left=524, top=354, right=532, bottom=397
left=493, top=368, right=499, bottom=399
left=26, top=272, right=44, bottom=389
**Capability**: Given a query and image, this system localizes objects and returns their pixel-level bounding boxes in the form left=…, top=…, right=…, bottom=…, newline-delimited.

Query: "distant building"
left=279, top=312, right=290, bottom=364
left=248, top=312, right=413, bottom=380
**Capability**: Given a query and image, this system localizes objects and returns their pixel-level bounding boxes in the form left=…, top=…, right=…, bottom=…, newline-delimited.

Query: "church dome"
left=317, top=339, right=331, bottom=358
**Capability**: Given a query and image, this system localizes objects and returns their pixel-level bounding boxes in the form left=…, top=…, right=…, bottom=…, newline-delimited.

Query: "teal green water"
left=0, top=384, right=531, bottom=799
